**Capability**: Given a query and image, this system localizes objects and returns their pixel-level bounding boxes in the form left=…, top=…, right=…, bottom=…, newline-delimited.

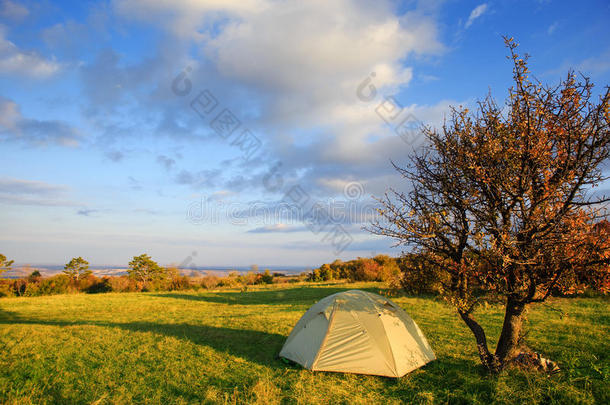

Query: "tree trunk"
left=495, top=296, right=526, bottom=365
left=458, top=310, right=500, bottom=373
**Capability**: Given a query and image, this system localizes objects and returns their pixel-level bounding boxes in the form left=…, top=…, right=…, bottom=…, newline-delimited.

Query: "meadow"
left=0, top=282, right=608, bottom=404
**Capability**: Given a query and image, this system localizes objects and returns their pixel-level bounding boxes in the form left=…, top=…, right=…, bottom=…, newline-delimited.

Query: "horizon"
left=1, top=0, right=610, bottom=267
left=7, top=263, right=315, bottom=271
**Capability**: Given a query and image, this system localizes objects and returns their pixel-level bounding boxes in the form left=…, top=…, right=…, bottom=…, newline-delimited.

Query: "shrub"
left=396, top=254, right=445, bottom=295
left=11, top=279, right=28, bottom=296
left=23, top=281, right=41, bottom=297
left=27, top=270, right=42, bottom=283
left=319, top=264, right=333, bottom=281
left=32, top=274, right=74, bottom=296
left=0, top=281, right=13, bottom=297
left=309, top=256, right=403, bottom=283
left=260, top=270, right=274, bottom=284
left=242, top=271, right=259, bottom=285
left=200, top=274, right=220, bottom=289
left=77, top=274, right=99, bottom=291
left=87, top=277, right=113, bottom=294
left=353, top=258, right=383, bottom=281
left=166, top=268, right=191, bottom=291
left=218, top=272, right=242, bottom=288
left=107, top=276, right=136, bottom=292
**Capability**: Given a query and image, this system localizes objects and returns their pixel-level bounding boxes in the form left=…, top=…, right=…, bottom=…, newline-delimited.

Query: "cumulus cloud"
left=0, top=29, right=61, bottom=78
left=465, top=4, right=488, bottom=28
left=113, top=0, right=264, bottom=39
left=0, top=96, right=82, bottom=146
left=102, top=0, right=450, bottom=202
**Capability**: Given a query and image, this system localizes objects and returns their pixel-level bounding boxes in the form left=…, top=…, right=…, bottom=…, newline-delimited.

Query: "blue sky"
left=1, top=0, right=609, bottom=268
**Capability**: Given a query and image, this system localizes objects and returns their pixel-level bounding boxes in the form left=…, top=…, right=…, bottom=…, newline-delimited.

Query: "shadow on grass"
left=0, top=312, right=288, bottom=368
left=151, top=286, right=387, bottom=306
left=0, top=309, right=483, bottom=379
left=0, top=310, right=501, bottom=403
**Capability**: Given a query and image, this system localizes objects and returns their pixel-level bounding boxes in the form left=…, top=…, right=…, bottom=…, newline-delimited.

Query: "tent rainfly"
left=279, top=290, right=435, bottom=377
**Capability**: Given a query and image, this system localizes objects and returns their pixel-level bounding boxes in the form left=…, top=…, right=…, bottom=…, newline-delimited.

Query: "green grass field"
left=1, top=282, right=608, bottom=404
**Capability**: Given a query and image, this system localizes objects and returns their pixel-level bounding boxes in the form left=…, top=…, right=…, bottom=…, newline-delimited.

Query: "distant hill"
left=3, top=264, right=312, bottom=279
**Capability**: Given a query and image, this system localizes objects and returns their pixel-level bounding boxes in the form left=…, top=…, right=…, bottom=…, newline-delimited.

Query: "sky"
left=1, top=0, right=609, bottom=268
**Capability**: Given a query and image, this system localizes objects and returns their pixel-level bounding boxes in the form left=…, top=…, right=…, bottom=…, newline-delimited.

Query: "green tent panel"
left=279, top=290, right=435, bottom=377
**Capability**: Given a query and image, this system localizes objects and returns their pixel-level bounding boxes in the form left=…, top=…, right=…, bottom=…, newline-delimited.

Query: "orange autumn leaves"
left=371, top=37, right=610, bottom=306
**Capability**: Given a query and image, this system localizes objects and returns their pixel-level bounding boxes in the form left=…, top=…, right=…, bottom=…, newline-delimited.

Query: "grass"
left=0, top=282, right=608, bottom=404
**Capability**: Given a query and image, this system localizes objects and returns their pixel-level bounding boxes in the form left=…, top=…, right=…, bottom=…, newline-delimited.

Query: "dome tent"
left=279, top=290, right=435, bottom=377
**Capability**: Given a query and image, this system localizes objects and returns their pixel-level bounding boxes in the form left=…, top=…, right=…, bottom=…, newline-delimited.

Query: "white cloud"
left=0, top=29, right=61, bottom=78
left=0, top=96, right=82, bottom=146
left=0, top=96, right=19, bottom=129
left=109, top=0, right=447, bottom=199
left=0, top=0, right=28, bottom=21
left=0, top=177, right=75, bottom=207
left=113, top=0, right=265, bottom=39
left=197, top=1, right=442, bottom=164
left=465, top=3, right=488, bottom=28
left=547, top=21, right=558, bottom=35
left=576, top=49, right=610, bottom=73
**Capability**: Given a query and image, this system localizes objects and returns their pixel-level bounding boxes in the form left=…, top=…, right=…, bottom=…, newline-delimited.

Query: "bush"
left=31, top=274, right=74, bottom=296
left=0, top=281, right=13, bottom=297
left=353, top=259, right=384, bottom=281
left=11, top=279, right=28, bottom=296
left=86, top=277, right=112, bottom=293
left=107, top=276, right=136, bottom=292
left=166, top=268, right=191, bottom=291
left=242, top=271, right=259, bottom=285
left=396, top=254, right=445, bottom=295
left=308, top=255, right=403, bottom=283
left=200, top=274, right=220, bottom=289
left=217, top=272, right=242, bottom=288
left=260, top=270, right=274, bottom=284
left=27, top=270, right=42, bottom=283
left=77, top=274, right=99, bottom=291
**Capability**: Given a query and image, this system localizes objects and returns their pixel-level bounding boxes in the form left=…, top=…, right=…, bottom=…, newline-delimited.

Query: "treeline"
left=1, top=252, right=445, bottom=299
left=308, top=255, right=400, bottom=282
left=0, top=254, right=288, bottom=298
left=308, top=254, right=443, bottom=294
left=308, top=252, right=608, bottom=297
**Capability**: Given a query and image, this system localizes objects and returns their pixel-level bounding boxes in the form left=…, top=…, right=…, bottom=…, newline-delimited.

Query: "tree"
left=28, top=270, right=42, bottom=283
left=128, top=254, right=165, bottom=285
left=369, top=38, right=610, bottom=373
left=261, top=269, right=274, bottom=284
left=0, top=254, right=14, bottom=277
left=63, top=257, right=91, bottom=281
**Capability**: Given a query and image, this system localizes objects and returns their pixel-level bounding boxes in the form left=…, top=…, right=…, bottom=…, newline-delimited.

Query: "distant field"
left=1, top=282, right=608, bottom=404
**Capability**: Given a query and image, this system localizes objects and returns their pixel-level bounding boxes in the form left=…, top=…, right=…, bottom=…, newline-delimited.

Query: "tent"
left=279, top=289, right=435, bottom=377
